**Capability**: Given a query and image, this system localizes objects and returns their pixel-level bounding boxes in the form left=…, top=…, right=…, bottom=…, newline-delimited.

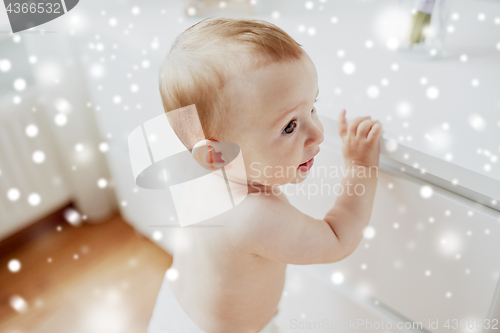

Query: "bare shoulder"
left=222, top=189, right=348, bottom=265
left=222, top=191, right=288, bottom=244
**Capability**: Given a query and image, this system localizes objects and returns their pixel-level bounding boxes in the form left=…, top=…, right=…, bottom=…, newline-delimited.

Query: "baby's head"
left=159, top=17, right=324, bottom=190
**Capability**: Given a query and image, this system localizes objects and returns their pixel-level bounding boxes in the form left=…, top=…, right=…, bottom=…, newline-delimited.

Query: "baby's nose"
left=307, top=125, right=324, bottom=147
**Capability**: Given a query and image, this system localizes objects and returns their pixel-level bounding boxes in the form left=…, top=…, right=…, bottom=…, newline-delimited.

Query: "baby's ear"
left=192, top=139, right=235, bottom=171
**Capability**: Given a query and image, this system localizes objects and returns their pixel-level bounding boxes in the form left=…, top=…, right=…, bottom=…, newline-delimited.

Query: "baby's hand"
left=337, top=109, right=382, bottom=168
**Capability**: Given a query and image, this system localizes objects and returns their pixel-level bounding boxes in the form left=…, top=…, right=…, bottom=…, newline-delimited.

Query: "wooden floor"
left=0, top=207, right=172, bottom=333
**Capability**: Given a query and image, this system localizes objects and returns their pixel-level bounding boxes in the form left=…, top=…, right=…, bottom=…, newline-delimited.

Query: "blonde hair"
left=158, top=17, right=304, bottom=141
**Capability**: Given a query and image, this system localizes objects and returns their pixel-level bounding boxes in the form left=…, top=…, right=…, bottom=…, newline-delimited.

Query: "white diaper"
left=147, top=277, right=282, bottom=333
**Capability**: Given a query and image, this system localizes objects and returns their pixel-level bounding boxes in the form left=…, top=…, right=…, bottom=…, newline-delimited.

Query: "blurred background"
left=1, top=0, right=500, bottom=332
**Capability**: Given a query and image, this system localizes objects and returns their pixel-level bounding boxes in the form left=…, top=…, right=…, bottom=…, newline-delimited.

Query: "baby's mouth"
left=297, top=148, right=320, bottom=172
left=297, top=157, right=314, bottom=172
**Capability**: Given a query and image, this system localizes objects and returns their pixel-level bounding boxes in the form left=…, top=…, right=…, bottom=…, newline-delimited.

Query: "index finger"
left=337, top=109, right=347, bottom=138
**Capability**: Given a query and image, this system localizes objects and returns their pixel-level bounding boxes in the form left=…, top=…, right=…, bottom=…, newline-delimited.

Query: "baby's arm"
left=230, top=110, right=381, bottom=265
left=325, top=110, right=381, bottom=254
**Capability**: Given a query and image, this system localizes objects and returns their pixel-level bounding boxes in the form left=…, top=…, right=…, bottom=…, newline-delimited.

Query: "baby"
left=148, top=17, right=381, bottom=333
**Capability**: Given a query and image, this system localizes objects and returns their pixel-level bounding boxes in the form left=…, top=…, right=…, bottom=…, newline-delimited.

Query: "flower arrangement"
left=407, top=0, right=436, bottom=47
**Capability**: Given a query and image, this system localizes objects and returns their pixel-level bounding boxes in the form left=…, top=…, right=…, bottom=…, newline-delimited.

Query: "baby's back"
left=167, top=193, right=288, bottom=333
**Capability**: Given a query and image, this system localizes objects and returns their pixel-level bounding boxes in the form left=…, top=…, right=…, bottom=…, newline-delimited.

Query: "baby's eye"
left=282, top=99, right=318, bottom=135
left=282, top=119, right=297, bottom=135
